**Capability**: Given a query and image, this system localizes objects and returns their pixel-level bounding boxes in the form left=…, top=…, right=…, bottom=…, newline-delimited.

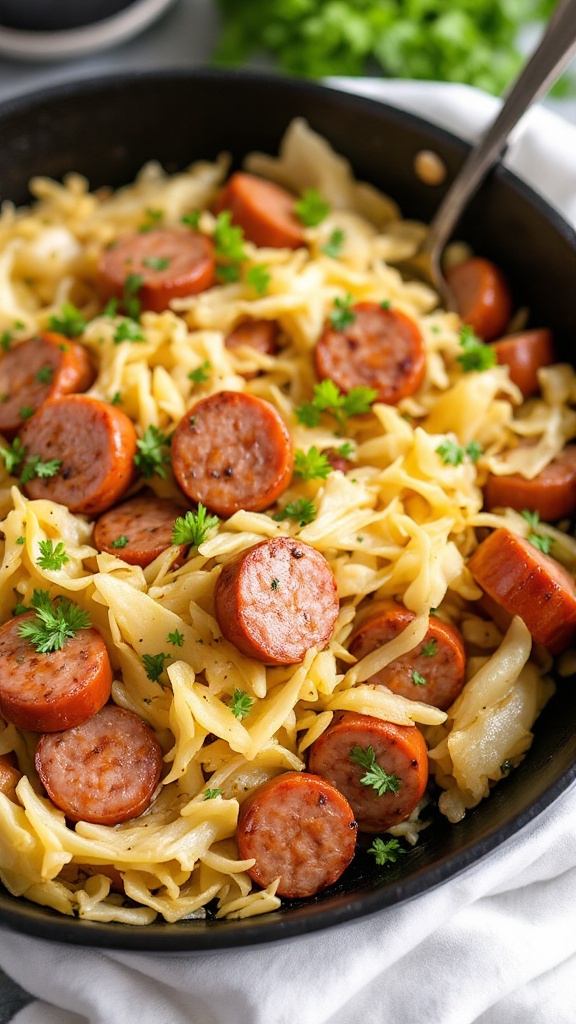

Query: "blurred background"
left=0, top=0, right=574, bottom=120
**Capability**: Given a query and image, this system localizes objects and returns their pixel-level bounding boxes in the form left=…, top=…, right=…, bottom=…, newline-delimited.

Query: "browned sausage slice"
left=93, top=493, right=187, bottom=567
left=19, top=394, right=137, bottom=516
left=348, top=599, right=466, bottom=710
left=0, top=612, right=112, bottom=732
left=171, top=391, right=294, bottom=517
left=214, top=172, right=305, bottom=249
left=308, top=712, right=428, bottom=833
left=236, top=771, right=357, bottom=898
left=97, top=228, right=215, bottom=313
left=445, top=257, right=513, bottom=342
left=467, top=528, right=576, bottom=653
left=214, top=536, right=339, bottom=665
left=0, top=752, right=22, bottom=802
left=225, top=318, right=279, bottom=375
left=315, top=301, right=425, bottom=405
left=0, top=332, right=95, bottom=438
left=35, top=704, right=162, bottom=825
left=491, top=328, right=555, bottom=397
left=484, top=446, right=576, bottom=522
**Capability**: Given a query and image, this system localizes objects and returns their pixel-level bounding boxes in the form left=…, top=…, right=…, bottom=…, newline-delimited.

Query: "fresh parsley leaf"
left=182, top=210, right=201, bottom=229
left=35, top=364, right=53, bottom=384
left=142, top=651, right=170, bottom=682
left=229, top=688, right=254, bottom=720
left=18, top=590, right=91, bottom=653
left=380, top=299, right=392, bottom=310
left=20, top=456, right=61, bottom=483
left=293, top=446, right=333, bottom=481
left=142, top=256, right=171, bottom=271
left=528, top=533, right=552, bottom=555
left=36, top=539, right=69, bottom=572
left=114, top=318, right=145, bottom=344
left=411, top=669, right=427, bottom=687
left=367, top=837, right=406, bottom=866
left=216, top=262, right=242, bottom=283
left=48, top=302, right=87, bottom=339
left=110, top=535, right=129, bottom=549
left=172, top=503, right=220, bottom=547
left=321, top=228, right=346, bottom=258
left=272, top=498, right=317, bottom=526
left=110, top=391, right=122, bottom=406
left=336, top=441, right=354, bottom=459
left=134, top=425, right=171, bottom=479
left=295, top=379, right=376, bottom=434
left=13, top=602, right=32, bottom=616
left=246, top=263, right=271, bottom=295
left=294, top=188, right=330, bottom=227
left=350, top=744, right=401, bottom=796
left=465, top=440, right=484, bottom=463
left=271, top=578, right=280, bottom=590
left=138, top=208, right=163, bottom=232
left=204, top=788, right=223, bottom=800
left=435, top=438, right=483, bottom=466
left=0, top=437, right=26, bottom=476
left=520, top=509, right=541, bottom=530
left=16, top=536, right=25, bottom=545
left=0, top=329, right=13, bottom=351
left=188, top=360, right=212, bottom=385
left=19, top=405, right=35, bottom=420
left=103, top=297, right=119, bottom=318
left=123, top=273, right=144, bottom=320
left=456, top=325, right=497, bottom=372
left=167, top=629, right=185, bottom=647
left=421, top=639, right=437, bottom=657
left=213, top=211, right=246, bottom=263
left=329, top=293, right=356, bottom=331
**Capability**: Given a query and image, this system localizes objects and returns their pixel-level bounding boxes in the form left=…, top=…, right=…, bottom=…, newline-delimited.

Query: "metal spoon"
left=397, top=0, right=576, bottom=307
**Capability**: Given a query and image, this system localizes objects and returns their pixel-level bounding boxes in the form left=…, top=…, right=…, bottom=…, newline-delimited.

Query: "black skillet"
left=0, top=68, right=574, bottom=951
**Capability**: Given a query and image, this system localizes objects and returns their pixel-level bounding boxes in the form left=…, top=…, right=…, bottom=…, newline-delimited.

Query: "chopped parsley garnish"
left=0, top=438, right=27, bottom=476
left=142, top=256, right=171, bottom=271
left=229, top=688, right=254, bottom=720
left=172, top=503, right=220, bottom=547
left=142, top=651, right=170, bottom=682
left=216, top=262, right=242, bottom=284
left=35, top=365, right=53, bottom=384
left=103, top=297, right=119, bottom=318
left=435, top=438, right=483, bottom=466
left=0, top=438, right=61, bottom=483
left=321, top=228, right=346, bottom=258
left=295, top=379, right=377, bottom=434
left=380, top=299, right=392, bottom=310
left=181, top=210, right=201, bottom=229
left=293, top=446, right=333, bottom=481
left=271, top=578, right=280, bottom=590
left=110, top=391, right=122, bottom=406
left=336, top=441, right=354, bottom=460
left=294, top=188, right=330, bottom=227
left=122, top=273, right=144, bottom=320
left=213, top=211, right=246, bottom=263
left=36, top=539, right=69, bottom=572
left=133, top=425, right=171, bottom=479
left=421, top=639, right=438, bottom=657
left=272, top=497, right=317, bottom=526
left=367, top=837, right=406, bottom=866
left=138, top=208, right=163, bottom=232
left=350, top=744, right=401, bottom=796
left=245, top=263, right=271, bottom=295
left=204, top=788, right=223, bottom=800
left=48, top=302, right=87, bottom=338
left=411, top=669, right=427, bottom=687
left=19, top=406, right=34, bottom=420
left=110, top=535, right=129, bottom=549
left=520, top=509, right=553, bottom=554
left=167, top=629, right=185, bottom=647
left=188, top=360, right=212, bottom=385
left=113, top=317, right=145, bottom=344
left=329, top=293, right=356, bottom=331
left=456, top=325, right=497, bottom=373
left=18, top=589, right=90, bottom=654
left=16, top=536, right=25, bottom=545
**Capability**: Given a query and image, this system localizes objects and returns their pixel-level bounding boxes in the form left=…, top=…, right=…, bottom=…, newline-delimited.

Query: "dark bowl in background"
left=0, top=0, right=138, bottom=32
left=0, top=69, right=574, bottom=951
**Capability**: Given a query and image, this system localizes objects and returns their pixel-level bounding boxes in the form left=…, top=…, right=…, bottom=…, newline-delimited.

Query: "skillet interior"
left=0, top=68, right=575, bottom=950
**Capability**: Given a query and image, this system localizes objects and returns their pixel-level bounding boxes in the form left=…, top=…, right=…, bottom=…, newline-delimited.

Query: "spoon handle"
left=425, top=0, right=576, bottom=257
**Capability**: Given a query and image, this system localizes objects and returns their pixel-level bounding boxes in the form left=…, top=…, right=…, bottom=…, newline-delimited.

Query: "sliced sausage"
left=445, top=256, right=513, bottom=342
left=214, top=172, right=305, bottom=249
left=93, top=493, right=187, bottom=567
left=236, top=771, right=357, bottom=898
left=19, top=394, right=137, bottom=516
left=97, top=228, right=215, bottom=313
left=0, top=752, right=22, bottom=802
left=467, top=528, right=576, bottom=654
left=34, top=704, right=162, bottom=825
left=0, top=612, right=112, bottom=732
left=348, top=599, right=466, bottom=711
left=308, top=712, right=428, bottom=833
left=491, top=328, right=555, bottom=398
left=0, top=332, right=95, bottom=438
left=214, top=536, right=339, bottom=665
left=315, top=301, right=425, bottom=405
left=171, top=390, right=294, bottom=517
left=323, top=447, right=354, bottom=473
left=483, top=445, right=576, bottom=522
left=225, top=319, right=279, bottom=377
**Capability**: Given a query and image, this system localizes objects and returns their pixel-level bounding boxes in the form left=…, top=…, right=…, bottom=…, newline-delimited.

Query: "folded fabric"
left=1, top=78, right=575, bottom=1024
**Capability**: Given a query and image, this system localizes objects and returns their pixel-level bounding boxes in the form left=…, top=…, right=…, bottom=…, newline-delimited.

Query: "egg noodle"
left=0, top=119, right=574, bottom=925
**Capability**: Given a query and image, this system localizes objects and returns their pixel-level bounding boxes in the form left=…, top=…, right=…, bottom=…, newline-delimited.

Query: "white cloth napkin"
left=1, top=79, right=576, bottom=1024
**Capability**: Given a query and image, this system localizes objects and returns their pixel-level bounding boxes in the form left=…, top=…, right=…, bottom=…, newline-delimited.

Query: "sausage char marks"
left=34, top=705, right=163, bottom=826
left=0, top=331, right=95, bottom=438
left=0, top=613, right=112, bottom=732
left=308, top=712, right=429, bottom=833
left=171, top=390, right=294, bottom=518
left=236, top=772, right=357, bottom=898
left=214, top=536, right=339, bottom=665
left=315, top=301, right=425, bottom=405
left=348, top=599, right=466, bottom=711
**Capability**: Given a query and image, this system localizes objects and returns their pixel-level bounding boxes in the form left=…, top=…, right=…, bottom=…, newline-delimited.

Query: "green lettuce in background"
left=214, top=0, right=569, bottom=96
